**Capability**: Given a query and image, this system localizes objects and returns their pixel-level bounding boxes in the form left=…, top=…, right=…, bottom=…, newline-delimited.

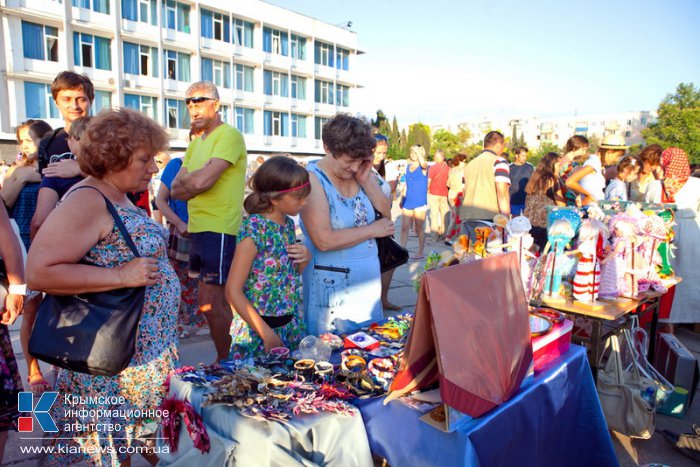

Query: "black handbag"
left=374, top=209, right=409, bottom=273
left=29, top=191, right=146, bottom=377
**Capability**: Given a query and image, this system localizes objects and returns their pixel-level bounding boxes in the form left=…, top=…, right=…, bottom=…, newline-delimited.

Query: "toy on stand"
left=541, top=209, right=580, bottom=305
left=571, top=219, right=608, bottom=309
left=637, top=213, right=668, bottom=294
left=505, top=216, right=537, bottom=293
left=656, top=208, right=675, bottom=278
left=599, top=213, right=641, bottom=300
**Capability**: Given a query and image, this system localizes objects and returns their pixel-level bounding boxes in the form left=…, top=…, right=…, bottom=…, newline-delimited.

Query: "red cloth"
left=428, top=162, right=449, bottom=196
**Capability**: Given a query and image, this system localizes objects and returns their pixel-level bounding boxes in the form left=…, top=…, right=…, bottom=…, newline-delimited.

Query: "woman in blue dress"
left=399, top=145, right=428, bottom=259
left=300, top=114, right=394, bottom=335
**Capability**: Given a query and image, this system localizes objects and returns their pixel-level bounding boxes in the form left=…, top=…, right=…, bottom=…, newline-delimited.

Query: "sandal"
left=28, top=374, right=52, bottom=395
left=410, top=255, right=425, bottom=261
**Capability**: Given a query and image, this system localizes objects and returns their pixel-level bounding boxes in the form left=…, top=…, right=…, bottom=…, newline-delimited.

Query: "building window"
left=72, top=0, right=109, bottom=13
left=263, top=27, right=288, bottom=56
left=162, top=0, right=190, bottom=33
left=124, top=94, right=158, bottom=120
left=315, top=116, right=329, bottom=139
left=22, top=21, right=58, bottom=62
left=202, top=58, right=231, bottom=88
left=165, top=98, right=189, bottom=129
left=235, top=107, right=254, bottom=134
left=314, top=41, right=334, bottom=67
left=335, top=47, right=349, bottom=70
left=24, top=82, right=60, bottom=119
left=314, top=80, right=334, bottom=105
left=220, top=105, right=231, bottom=125
left=291, top=34, right=306, bottom=60
left=291, top=75, right=306, bottom=100
left=122, top=0, right=156, bottom=24
left=291, top=114, right=306, bottom=138
left=336, top=84, right=350, bottom=107
left=264, top=111, right=289, bottom=137
left=624, top=131, right=632, bottom=137
left=263, top=71, right=289, bottom=97
left=74, top=32, right=111, bottom=70
left=627, top=120, right=632, bottom=125
left=201, top=9, right=230, bottom=42
left=164, top=50, right=190, bottom=81
left=93, top=90, right=111, bottom=113
left=233, top=18, right=254, bottom=48
left=123, top=42, right=158, bottom=77
left=233, top=64, right=254, bottom=92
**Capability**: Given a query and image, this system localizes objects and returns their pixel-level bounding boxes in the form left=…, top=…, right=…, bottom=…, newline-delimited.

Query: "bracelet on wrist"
left=8, top=284, right=28, bottom=296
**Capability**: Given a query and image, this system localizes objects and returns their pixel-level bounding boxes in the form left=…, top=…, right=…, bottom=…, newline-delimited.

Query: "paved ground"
left=3, top=207, right=699, bottom=466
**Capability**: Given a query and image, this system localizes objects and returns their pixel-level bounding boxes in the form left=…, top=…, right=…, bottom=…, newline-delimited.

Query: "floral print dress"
left=45, top=204, right=180, bottom=466
left=229, top=214, right=305, bottom=359
left=0, top=324, right=22, bottom=433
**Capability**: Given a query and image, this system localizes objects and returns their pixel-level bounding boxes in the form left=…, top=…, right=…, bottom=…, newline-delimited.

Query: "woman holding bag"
left=27, top=109, right=178, bottom=466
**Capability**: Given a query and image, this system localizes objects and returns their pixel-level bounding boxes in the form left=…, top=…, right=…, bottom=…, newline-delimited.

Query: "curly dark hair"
left=79, top=108, right=169, bottom=178
left=321, top=113, right=375, bottom=160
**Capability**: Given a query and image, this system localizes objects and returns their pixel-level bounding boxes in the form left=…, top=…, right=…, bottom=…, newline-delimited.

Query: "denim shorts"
left=188, top=231, right=236, bottom=285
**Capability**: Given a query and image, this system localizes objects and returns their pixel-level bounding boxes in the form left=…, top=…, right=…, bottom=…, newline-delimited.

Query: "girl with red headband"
left=225, top=155, right=312, bottom=358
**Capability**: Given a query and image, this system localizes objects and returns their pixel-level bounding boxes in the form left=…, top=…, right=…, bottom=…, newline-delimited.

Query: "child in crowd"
left=225, top=156, right=311, bottom=359
left=566, top=144, right=623, bottom=205
left=605, top=155, right=642, bottom=201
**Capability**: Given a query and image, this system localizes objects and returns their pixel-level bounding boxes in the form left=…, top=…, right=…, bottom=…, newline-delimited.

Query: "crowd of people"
left=0, top=69, right=698, bottom=465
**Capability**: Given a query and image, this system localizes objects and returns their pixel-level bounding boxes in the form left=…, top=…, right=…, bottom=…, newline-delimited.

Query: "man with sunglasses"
left=172, top=81, right=247, bottom=362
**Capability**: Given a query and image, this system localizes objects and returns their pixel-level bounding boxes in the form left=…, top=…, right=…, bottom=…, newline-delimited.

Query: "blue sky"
left=267, top=0, right=700, bottom=126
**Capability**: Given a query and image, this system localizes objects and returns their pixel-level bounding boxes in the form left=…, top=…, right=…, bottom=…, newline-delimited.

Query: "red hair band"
left=273, top=181, right=310, bottom=195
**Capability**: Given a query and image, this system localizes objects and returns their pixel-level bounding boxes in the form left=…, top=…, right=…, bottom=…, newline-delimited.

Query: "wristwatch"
left=8, top=284, right=29, bottom=296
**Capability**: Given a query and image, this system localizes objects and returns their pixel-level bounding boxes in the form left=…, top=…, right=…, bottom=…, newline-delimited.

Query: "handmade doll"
left=542, top=218, right=577, bottom=301
left=506, top=216, right=536, bottom=293
left=599, top=214, right=640, bottom=299
left=637, top=213, right=668, bottom=294
left=656, top=208, right=675, bottom=277
left=572, top=219, right=607, bottom=303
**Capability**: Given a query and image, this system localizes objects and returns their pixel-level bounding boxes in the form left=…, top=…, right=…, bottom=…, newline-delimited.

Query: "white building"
left=434, top=111, right=658, bottom=151
left=0, top=0, right=362, bottom=159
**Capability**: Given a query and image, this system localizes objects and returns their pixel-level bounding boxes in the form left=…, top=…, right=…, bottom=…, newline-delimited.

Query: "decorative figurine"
left=599, top=213, right=640, bottom=299
left=572, top=219, right=607, bottom=304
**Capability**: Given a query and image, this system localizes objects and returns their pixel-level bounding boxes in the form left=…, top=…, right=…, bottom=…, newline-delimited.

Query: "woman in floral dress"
left=27, top=109, right=178, bottom=466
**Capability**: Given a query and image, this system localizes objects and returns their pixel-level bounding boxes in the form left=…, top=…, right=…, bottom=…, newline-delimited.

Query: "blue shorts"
left=189, top=231, right=236, bottom=285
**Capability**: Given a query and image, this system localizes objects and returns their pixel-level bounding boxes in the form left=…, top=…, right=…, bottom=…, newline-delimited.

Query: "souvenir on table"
left=505, top=215, right=536, bottom=293
left=388, top=253, right=532, bottom=429
left=572, top=219, right=608, bottom=307
left=656, top=208, right=676, bottom=277
left=541, top=211, right=580, bottom=304
left=473, top=226, right=493, bottom=257
left=636, top=213, right=668, bottom=294
left=599, top=213, right=640, bottom=300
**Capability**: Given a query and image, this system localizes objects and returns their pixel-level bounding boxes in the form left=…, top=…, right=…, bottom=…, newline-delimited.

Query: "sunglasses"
left=185, top=96, right=215, bottom=106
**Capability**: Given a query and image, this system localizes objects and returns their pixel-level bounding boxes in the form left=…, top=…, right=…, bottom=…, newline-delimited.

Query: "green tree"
left=642, top=82, right=700, bottom=164
left=399, top=129, right=408, bottom=159
left=588, top=134, right=601, bottom=154
left=431, top=129, right=461, bottom=157
left=457, top=127, right=471, bottom=146
left=534, top=141, right=562, bottom=163
left=406, top=123, right=431, bottom=157
left=372, top=109, right=388, bottom=130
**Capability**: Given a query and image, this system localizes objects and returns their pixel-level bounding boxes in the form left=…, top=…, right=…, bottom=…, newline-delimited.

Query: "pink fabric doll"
left=598, top=213, right=640, bottom=299
left=636, top=214, right=668, bottom=294
left=573, top=219, right=607, bottom=303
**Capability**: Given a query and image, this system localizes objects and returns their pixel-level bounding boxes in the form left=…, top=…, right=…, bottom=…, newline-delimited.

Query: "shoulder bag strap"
left=69, top=186, right=141, bottom=258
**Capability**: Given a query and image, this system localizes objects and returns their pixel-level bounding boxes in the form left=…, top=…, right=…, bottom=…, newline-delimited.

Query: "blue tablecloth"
left=355, top=345, right=619, bottom=467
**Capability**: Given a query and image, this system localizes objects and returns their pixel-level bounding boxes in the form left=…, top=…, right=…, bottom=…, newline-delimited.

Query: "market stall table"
left=157, top=373, right=373, bottom=466
left=535, top=277, right=680, bottom=383
left=355, top=345, right=618, bottom=467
